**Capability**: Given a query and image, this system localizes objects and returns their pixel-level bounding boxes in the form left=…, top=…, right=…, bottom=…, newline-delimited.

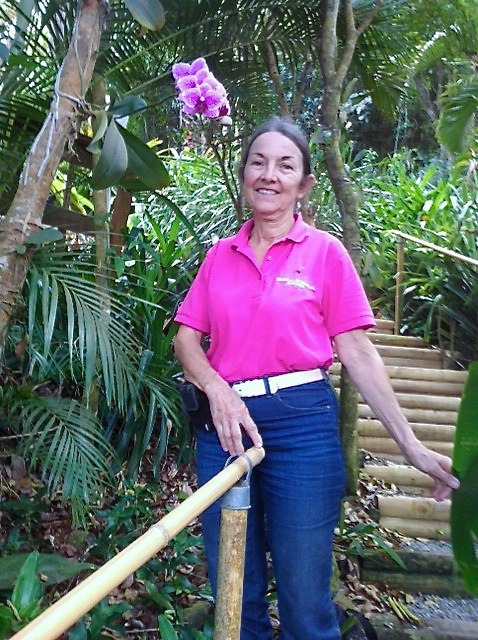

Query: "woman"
left=173, top=117, right=459, bottom=640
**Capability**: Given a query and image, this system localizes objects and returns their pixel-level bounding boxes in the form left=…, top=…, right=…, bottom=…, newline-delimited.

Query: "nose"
left=260, top=162, right=277, bottom=182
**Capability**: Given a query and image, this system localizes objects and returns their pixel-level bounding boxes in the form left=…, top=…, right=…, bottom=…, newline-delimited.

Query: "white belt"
left=231, top=368, right=325, bottom=398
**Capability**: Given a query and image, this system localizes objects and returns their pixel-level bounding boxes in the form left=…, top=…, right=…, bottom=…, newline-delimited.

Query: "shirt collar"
left=231, top=214, right=310, bottom=250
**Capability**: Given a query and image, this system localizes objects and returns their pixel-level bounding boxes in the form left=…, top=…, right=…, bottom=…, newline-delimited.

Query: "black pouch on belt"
left=179, top=381, right=214, bottom=432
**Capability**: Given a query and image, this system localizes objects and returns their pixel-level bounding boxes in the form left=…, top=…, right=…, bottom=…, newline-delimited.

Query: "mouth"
left=256, top=188, right=278, bottom=195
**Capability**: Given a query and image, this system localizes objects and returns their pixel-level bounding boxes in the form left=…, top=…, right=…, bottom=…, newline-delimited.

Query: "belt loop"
left=264, top=377, right=271, bottom=395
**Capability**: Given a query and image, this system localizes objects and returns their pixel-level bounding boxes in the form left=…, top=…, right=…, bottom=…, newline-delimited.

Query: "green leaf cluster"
left=89, top=106, right=169, bottom=192
left=451, top=362, right=478, bottom=596
left=0, top=551, right=90, bottom=636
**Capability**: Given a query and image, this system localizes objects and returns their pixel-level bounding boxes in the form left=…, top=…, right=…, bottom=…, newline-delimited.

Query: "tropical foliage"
left=0, top=0, right=476, bottom=583
left=357, top=151, right=478, bottom=365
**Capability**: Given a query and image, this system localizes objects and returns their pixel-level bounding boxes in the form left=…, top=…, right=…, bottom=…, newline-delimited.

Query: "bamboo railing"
left=391, top=229, right=478, bottom=334
left=11, top=446, right=265, bottom=640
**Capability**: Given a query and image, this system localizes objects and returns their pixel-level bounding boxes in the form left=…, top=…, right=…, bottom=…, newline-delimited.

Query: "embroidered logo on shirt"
left=276, top=276, right=316, bottom=291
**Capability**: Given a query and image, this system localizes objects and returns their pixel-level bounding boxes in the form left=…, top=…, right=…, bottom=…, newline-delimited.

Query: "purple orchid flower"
left=172, top=57, right=232, bottom=126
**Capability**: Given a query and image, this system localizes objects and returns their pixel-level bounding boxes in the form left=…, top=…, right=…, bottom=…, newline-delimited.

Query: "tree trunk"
left=0, top=0, right=108, bottom=357
left=317, top=0, right=383, bottom=493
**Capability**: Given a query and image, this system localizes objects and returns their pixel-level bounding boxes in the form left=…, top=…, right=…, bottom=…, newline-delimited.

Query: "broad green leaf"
left=452, top=362, right=478, bottom=475
left=451, top=457, right=478, bottom=596
left=144, top=581, right=172, bottom=610
left=451, top=362, right=478, bottom=596
left=124, top=0, right=165, bottom=31
left=88, top=599, right=131, bottom=637
left=68, top=621, right=88, bottom=640
left=91, top=119, right=128, bottom=190
left=157, top=614, right=178, bottom=640
left=110, top=95, right=147, bottom=117
left=86, top=110, right=109, bottom=154
left=0, top=553, right=94, bottom=590
left=117, top=124, right=169, bottom=191
left=11, top=551, right=42, bottom=617
left=25, top=228, right=63, bottom=245
left=0, top=604, right=15, bottom=635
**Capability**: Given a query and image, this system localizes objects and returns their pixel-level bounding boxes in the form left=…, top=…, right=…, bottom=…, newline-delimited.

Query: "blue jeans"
left=196, top=379, right=345, bottom=640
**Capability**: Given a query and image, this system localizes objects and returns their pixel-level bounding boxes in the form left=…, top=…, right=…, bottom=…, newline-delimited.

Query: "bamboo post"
left=394, top=235, right=404, bottom=335
left=214, top=456, right=252, bottom=640
left=11, top=447, right=265, bottom=640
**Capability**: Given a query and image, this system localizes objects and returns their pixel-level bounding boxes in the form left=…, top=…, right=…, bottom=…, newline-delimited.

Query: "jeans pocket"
left=275, top=381, right=336, bottom=412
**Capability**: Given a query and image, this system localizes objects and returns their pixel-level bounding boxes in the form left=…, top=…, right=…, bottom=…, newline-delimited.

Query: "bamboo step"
left=334, top=390, right=460, bottom=413
left=370, top=318, right=395, bottom=334
left=368, top=332, right=427, bottom=348
left=359, top=436, right=453, bottom=457
left=363, top=464, right=434, bottom=489
left=330, top=362, right=467, bottom=383
left=379, top=495, right=450, bottom=522
left=358, top=404, right=458, bottom=425
left=359, top=419, right=455, bottom=442
left=334, top=317, right=468, bottom=541
left=379, top=517, right=450, bottom=539
left=330, top=373, right=464, bottom=396
left=375, top=344, right=443, bottom=364
left=377, top=495, right=451, bottom=539
left=360, top=392, right=460, bottom=412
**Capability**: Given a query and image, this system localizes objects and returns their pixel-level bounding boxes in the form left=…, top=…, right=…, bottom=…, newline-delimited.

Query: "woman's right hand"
left=204, top=378, right=262, bottom=455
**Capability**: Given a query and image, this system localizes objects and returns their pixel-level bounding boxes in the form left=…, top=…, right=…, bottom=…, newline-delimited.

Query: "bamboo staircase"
left=330, top=318, right=468, bottom=541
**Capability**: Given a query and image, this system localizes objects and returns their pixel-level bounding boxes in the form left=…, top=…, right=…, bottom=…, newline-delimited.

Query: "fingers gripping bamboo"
left=12, top=447, right=265, bottom=640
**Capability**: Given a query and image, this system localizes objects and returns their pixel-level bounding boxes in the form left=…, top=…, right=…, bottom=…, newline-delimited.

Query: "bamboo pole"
left=12, top=447, right=265, bottom=640
left=394, top=236, right=404, bottom=334
left=214, top=474, right=251, bottom=640
left=214, top=510, right=248, bottom=640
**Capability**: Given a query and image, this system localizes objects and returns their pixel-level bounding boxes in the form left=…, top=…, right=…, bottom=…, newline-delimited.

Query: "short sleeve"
left=173, top=244, right=219, bottom=334
left=322, top=238, right=375, bottom=338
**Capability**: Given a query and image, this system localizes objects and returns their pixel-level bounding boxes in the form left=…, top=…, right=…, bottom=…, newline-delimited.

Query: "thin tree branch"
left=210, top=142, right=244, bottom=223
left=291, top=52, right=312, bottom=120
left=264, top=40, right=289, bottom=116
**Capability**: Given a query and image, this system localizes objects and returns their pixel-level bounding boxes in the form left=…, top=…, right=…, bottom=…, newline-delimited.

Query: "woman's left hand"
left=399, top=441, right=459, bottom=501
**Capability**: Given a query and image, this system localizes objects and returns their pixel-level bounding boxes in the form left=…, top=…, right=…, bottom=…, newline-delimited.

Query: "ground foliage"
left=0, top=442, right=419, bottom=639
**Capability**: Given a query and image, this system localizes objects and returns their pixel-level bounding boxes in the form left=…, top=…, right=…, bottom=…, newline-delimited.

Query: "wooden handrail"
left=390, top=230, right=478, bottom=268
left=391, top=230, right=478, bottom=334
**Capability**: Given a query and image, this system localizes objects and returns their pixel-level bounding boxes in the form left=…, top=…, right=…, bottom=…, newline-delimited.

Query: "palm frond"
left=437, top=76, right=478, bottom=154
left=27, top=248, right=167, bottom=413
left=11, top=394, right=115, bottom=525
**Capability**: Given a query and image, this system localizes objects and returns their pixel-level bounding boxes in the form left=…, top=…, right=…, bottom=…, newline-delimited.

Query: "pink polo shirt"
left=174, top=215, right=375, bottom=382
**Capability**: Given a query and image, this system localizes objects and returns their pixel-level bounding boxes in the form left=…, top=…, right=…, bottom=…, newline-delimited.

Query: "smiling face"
left=242, top=131, right=315, bottom=219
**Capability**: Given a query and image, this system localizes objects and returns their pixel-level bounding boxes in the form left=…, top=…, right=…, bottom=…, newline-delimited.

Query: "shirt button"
left=266, top=256, right=272, bottom=261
